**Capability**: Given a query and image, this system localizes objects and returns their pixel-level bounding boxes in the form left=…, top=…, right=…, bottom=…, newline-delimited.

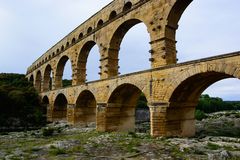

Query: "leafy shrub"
left=136, top=93, right=148, bottom=109
left=195, top=110, right=207, bottom=120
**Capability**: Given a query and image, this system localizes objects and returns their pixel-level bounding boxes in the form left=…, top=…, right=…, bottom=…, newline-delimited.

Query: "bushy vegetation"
left=195, top=110, right=207, bottom=121
left=0, top=73, right=46, bottom=131
left=197, top=94, right=240, bottom=113
left=136, top=93, right=148, bottom=109
left=62, top=79, right=72, bottom=87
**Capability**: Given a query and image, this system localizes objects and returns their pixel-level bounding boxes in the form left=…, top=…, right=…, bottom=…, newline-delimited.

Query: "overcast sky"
left=0, top=0, right=239, bottom=100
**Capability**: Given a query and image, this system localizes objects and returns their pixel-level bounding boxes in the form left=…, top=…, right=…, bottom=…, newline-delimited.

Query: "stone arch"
left=166, top=0, right=192, bottom=29
left=163, top=0, right=206, bottom=65
left=106, top=83, right=149, bottom=132
left=87, top=27, right=93, bottom=34
left=74, top=90, right=97, bottom=125
left=53, top=93, right=68, bottom=121
left=78, top=33, right=83, bottom=39
left=55, top=55, right=73, bottom=89
left=35, top=70, right=42, bottom=92
left=43, top=64, right=52, bottom=91
left=61, top=45, right=64, bottom=51
left=72, top=37, right=76, bottom=44
left=109, top=10, right=117, bottom=20
left=97, top=19, right=104, bottom=28
left=76, top=41, right=100, bottom=84
left=66, top=42, right=70, bottom=47
left=108, top=18, right=150, bottom=76
left=123, top=2, right=132, bottom=12
left=163, top=64, right=240, bottom=137
left=165, top=64, right=240, bottom=101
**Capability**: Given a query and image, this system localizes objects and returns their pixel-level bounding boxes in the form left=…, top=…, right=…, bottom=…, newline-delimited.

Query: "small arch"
left=97, top=19, right=104, bottom=27
left=61, top=45, right=64, bottom=51
left=45, top=57, right=48, bottom=61
left=87, top=27, right=93, bottom=34
left=53, top=93, right=68, bottom=121
left=123, top=2, right=132, bottom=12
left=78, top=33, right=83, bottom=39
left=109, top=11, right=117, bottom=20
left=52, top=52, right=55, bottom=57
left=49, top=55, right=51, bottom=59
left=72, top=38, right=76, bottom=44
left=75, top=90, right=97, bottom=125
left=56, top=49, right=60, bottom=53
left=66, top=42, right=70, bottom=47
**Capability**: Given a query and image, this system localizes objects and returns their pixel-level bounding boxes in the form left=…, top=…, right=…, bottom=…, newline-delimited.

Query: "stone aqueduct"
left=26, top=0, right=240, bottom=137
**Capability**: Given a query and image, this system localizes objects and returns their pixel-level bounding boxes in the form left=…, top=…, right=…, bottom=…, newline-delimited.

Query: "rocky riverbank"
left=0, top=111, right=239, bottom=160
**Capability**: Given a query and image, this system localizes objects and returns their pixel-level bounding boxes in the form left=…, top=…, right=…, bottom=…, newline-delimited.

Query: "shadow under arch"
left=108, top=18, right=151, bottom=77
left=106, top=83, right=149, bottom=132
left=76, top=41, right=100, bottom=84
left=74, top=90, right=97, bottom=126
left=42, top=96, right=49, bottom=116
left=43, top=64, right=53, bottom=91
left=53, top=93, right=68, bottom=121
left=35, top=70, right=42, bottom=92
left=29, top=75, right=34, bottom=85
left=55, top=55, right=73, bottom=89
left=165, top=69, right=239, bottom=137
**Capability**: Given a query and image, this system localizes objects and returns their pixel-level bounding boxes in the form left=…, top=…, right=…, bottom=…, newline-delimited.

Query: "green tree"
left=0, top=73, right=46, bottom=131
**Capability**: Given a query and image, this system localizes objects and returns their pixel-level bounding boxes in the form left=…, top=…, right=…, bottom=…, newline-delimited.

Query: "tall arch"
left=74, top=90, right=96, bottom=125
left=43, top=64, right=52, bottom=91
left=106, top=83, right=149, bottom=132
left=35, top=71, right=42, bottom=92
left=108, top=19, right=151, bottom=76
left=53, top=93, right=68, bottom=121
left=176, top=0, right=240, bottom=62
left=76, top=41, right=100, bottom=84
left=55, top=55, right=73, bottom=89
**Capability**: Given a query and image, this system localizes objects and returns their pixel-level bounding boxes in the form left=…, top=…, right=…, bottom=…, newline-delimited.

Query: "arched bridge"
left=26, top=0, right=240, bottom=137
